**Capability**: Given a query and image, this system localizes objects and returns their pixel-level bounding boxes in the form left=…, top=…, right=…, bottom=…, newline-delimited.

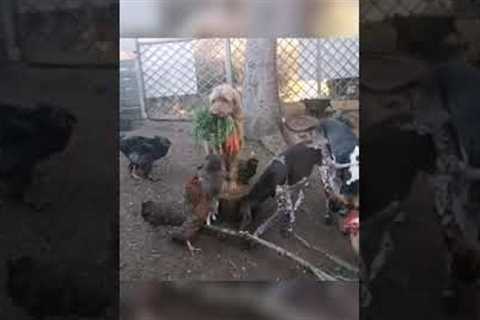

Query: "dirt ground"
left=119, top=120, right=357, bottom=282
left=0, top=63, right=116, bottom=319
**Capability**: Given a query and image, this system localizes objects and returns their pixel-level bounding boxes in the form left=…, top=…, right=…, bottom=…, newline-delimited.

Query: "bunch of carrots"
left=192, top=107, right=243, bottom=158
left=223, top=128, right=242, bottom=157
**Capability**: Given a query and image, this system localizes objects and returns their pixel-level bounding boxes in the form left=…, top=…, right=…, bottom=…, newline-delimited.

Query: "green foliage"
left=192, top=106, right=235, bottom=150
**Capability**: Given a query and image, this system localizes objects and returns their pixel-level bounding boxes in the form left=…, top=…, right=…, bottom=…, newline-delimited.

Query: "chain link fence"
left=134, top=37, right=359, bottom=120
left=2, top=0, right=117, bottom=64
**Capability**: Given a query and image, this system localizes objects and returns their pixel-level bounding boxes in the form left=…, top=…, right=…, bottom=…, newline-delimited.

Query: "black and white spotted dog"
left=315, top=118, right=359, bottom=225
left=241, top=118, right=359, bottom=236
left=240, top=142, right=322, bottom=235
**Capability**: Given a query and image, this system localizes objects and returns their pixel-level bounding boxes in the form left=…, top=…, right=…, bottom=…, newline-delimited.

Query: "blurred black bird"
left=237, top=154, right=259, bottom=185
left=6, top=255, right=111, bottom=320
left=119, top=135, right=171, bottom=181
left=0, top=103, right=76, bottom=204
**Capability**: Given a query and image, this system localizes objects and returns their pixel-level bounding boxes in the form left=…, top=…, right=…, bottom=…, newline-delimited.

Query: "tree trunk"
left=242, top=39, right=283, bottom=140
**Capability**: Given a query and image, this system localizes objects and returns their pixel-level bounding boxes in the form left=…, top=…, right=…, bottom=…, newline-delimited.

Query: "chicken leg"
left=186, top=241, right=202, bottom=255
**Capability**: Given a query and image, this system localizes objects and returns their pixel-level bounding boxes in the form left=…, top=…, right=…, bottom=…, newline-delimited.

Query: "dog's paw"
left=207, top=210, right=218, bottom=225
left=211, top=211, right=217, bottom=221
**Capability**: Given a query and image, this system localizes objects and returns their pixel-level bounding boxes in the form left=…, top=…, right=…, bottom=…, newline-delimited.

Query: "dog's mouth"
left=211, top=110, right=228, bottom=118
left=210, top=102, right=233, bottom=118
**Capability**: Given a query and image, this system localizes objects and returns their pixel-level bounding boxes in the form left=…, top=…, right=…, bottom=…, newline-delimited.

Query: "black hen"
left=0, top=103, right=76, bottom=200
left=6, top=255, right=111, bottom=320
left=237, top=156, right=259, bottom=185
left=120, top=135, right=171, bottom=181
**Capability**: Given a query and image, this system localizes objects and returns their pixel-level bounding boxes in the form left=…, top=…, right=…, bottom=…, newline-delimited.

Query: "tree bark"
left=242, top=39, right=282, bottom=140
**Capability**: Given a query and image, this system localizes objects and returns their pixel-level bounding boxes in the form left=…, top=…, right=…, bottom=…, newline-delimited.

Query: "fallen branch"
left=253, top=206, right=283, bottom=237
left=292, top=232, right=359, bottom=275
left=204, top=224, right=337, bottom=281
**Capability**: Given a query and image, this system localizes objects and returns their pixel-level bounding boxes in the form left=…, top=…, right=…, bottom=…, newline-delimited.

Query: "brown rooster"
left=342, top=209, right=359, bottom=256
left=171, top=176, right=210, bottom=254
left=171, top=155, right=226, bottom=254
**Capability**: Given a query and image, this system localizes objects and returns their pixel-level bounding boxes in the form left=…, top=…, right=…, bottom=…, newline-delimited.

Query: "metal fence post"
left=315, top=38, right=323, bottom=98
left=135, top=38, right=148, bottom=119
left=1, top=0, right=21, bottom=61
left=224, top=38, right=233, bottom=85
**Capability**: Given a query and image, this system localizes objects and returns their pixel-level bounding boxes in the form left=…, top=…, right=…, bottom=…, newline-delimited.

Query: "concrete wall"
left=120, top=56, right=145, bottom=131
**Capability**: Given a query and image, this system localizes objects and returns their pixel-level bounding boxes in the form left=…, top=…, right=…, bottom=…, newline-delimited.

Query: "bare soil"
left=119, top=120, right=358, bottom=281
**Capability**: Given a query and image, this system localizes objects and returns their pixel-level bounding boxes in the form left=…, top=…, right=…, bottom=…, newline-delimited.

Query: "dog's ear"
left=208, top=86, right=218, bottom=104
left=231, top=87, right=243, bottom=114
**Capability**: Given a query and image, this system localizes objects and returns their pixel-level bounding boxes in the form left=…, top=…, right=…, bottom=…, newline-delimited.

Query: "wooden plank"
left=330, top=100, right=359, bottom=111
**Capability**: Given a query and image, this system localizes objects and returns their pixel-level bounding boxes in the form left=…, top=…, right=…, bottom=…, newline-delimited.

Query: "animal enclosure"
left=119, top=38, right=361, bottom=281
left=120, top=37, right=359, bottom=121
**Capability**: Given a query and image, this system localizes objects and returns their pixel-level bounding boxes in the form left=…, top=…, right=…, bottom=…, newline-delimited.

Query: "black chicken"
left=119, top=135, right=171, bottom=181
left=0, top=103, right=77, bottom=203
left=236, top=155, right=259, bottom=185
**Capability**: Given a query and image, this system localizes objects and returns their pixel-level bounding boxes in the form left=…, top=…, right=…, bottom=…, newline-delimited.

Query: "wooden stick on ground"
left=253, top=208, right=282, bottom=237
left=292, top=232, right=359, bottom=274
left=204, top=224, right=337, bottom=281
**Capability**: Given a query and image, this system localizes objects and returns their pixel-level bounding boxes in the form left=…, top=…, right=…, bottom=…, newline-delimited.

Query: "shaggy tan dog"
left=208, top=83, right=244, bottom=144
left=208, top=84, right=245, bottom=190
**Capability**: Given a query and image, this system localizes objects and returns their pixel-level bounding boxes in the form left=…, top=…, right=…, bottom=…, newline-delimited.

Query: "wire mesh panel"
left=137, top=38, right=228, bottom=119
left=230, top=38, right=247, bottom=87
left=319, top=37, right=360, bottom=100
left=136, top=37, right=359, bottom=120
left=139, top=40, right=198, bottom=98
left=277, top=38, right=359, bottom=102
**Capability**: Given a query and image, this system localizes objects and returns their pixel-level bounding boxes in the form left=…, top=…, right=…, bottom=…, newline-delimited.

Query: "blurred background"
left=0, top=1, right=118, bottom=319
left=119, top=0, right=358, bottom=38
left=0, top=0, right=117, bottom=65
left=120, top=281, right=359, bottom=320
left=361, top=0, right=480, bottom=319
